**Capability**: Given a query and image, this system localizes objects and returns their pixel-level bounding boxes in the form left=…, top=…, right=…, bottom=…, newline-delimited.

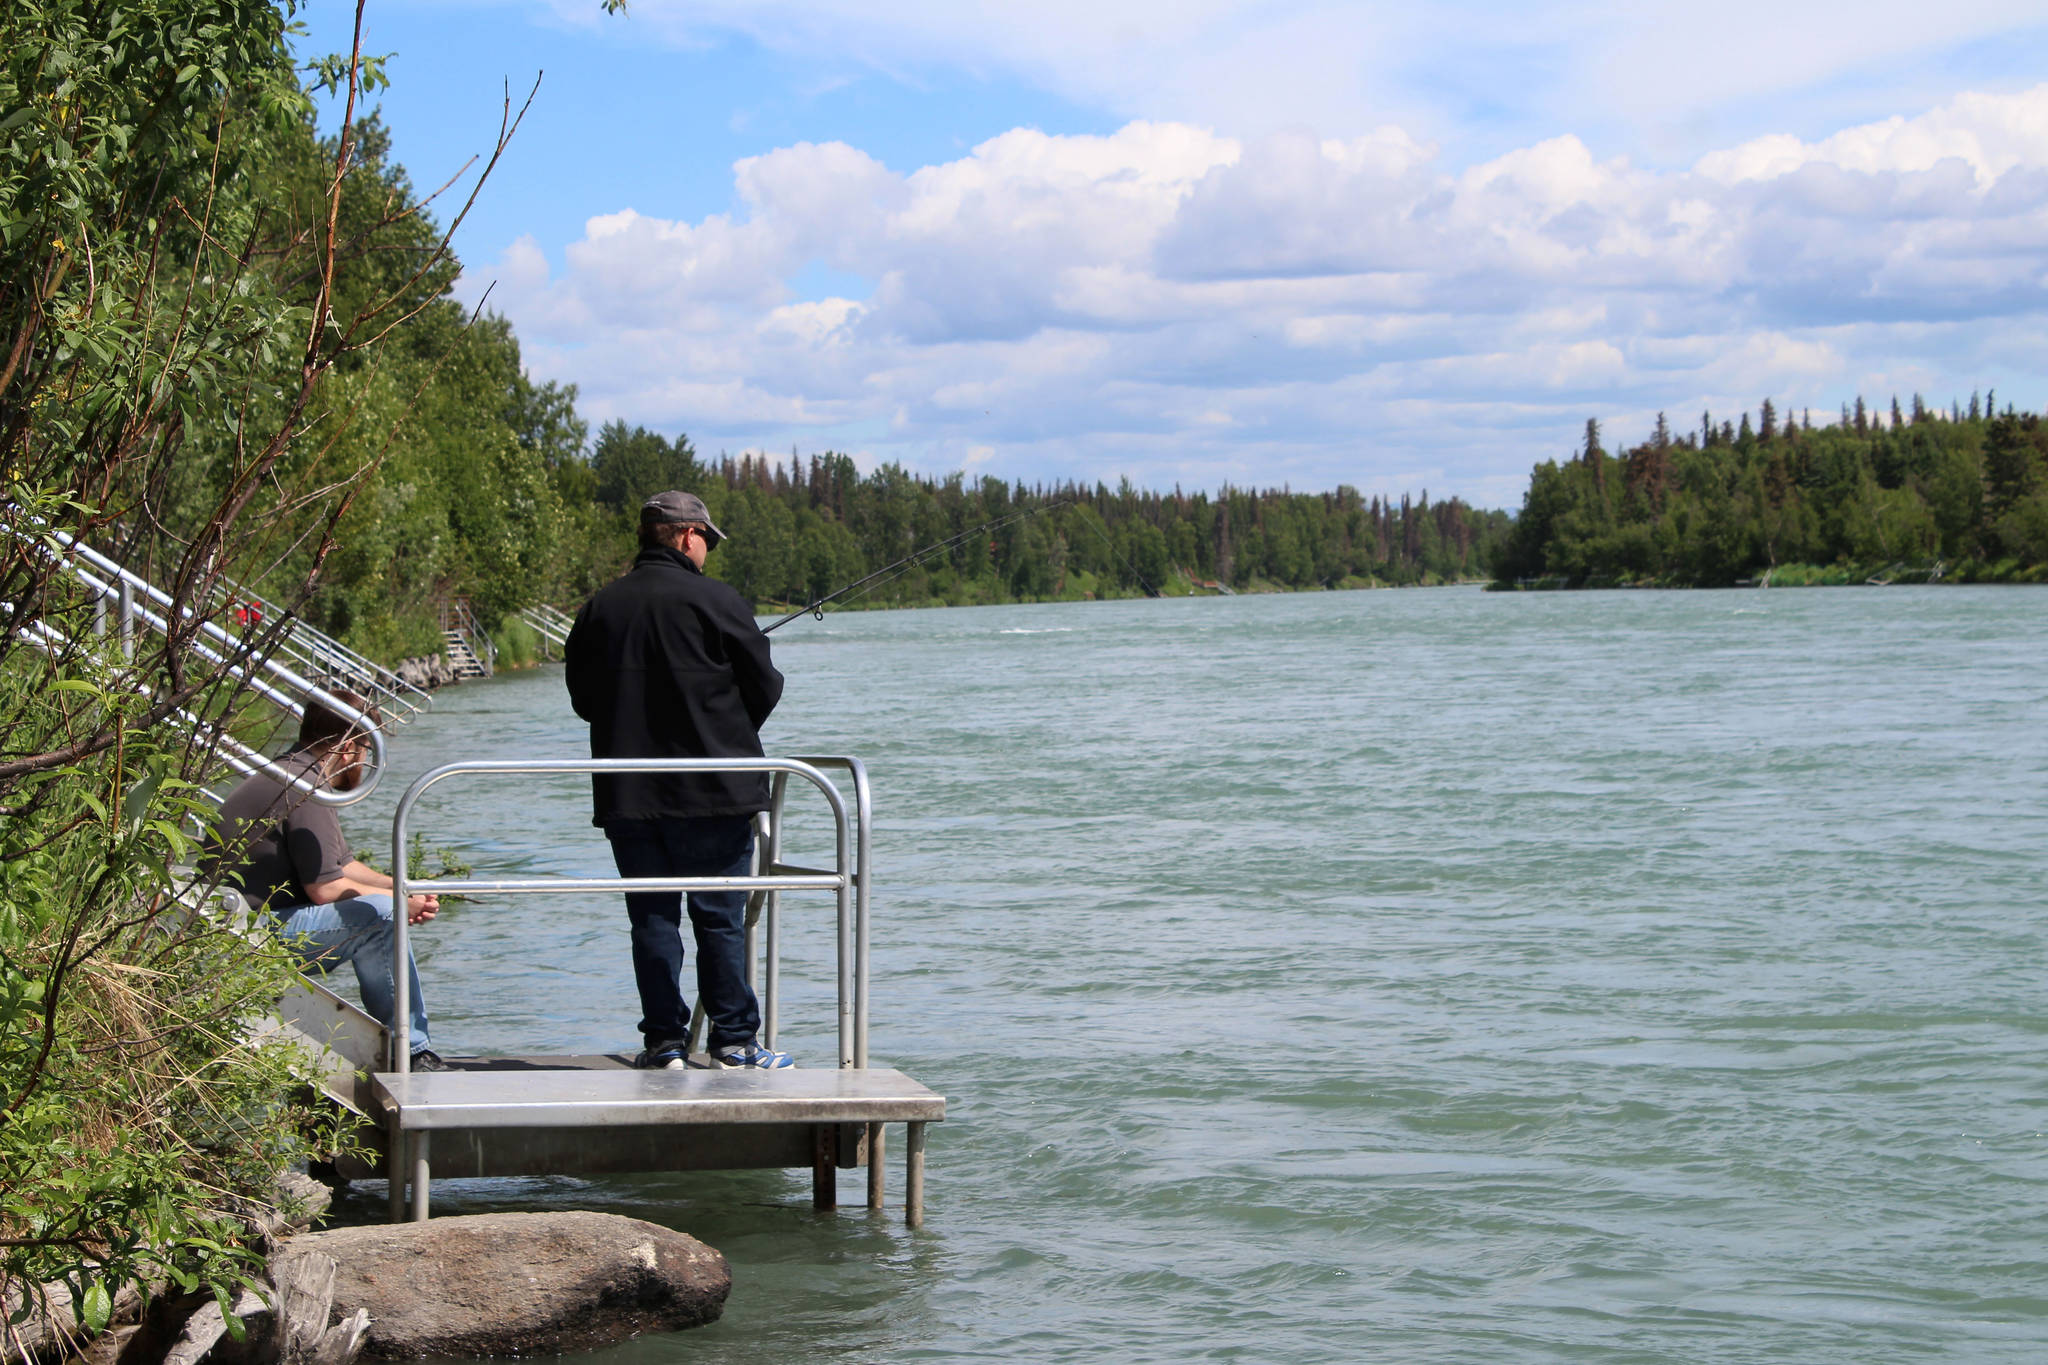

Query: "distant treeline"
left=1492, top=397, right=2048, bottom=587
left=566, top=422, right=1512, bottom=612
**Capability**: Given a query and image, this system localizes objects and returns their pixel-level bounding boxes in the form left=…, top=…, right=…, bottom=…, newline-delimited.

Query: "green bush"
left=491, top=614, right=546, bottom=669
left=0, top=0, right=489, bottom=1329
left=0, top=618, right=342, bottom=1327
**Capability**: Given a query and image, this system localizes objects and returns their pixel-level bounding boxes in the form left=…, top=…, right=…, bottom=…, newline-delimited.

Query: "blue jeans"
left=605, top=816, right=760, bottom=1050
left=274, top=893, right=433, bottom=1055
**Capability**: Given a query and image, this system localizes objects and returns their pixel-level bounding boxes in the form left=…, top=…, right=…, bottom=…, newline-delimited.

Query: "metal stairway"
left=441, top=631, right=488, bottom=679
left=438, top=598, right=494, bottom=679
left=29, top=532, right=411, bottom=1172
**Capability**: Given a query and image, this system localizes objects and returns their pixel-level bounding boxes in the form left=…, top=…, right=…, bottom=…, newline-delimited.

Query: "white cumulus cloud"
left=472, top=84, right=2048, bottom=502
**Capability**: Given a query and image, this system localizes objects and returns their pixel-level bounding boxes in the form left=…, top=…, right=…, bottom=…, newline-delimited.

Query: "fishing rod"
left=762, top=501, right=1067, bottom=632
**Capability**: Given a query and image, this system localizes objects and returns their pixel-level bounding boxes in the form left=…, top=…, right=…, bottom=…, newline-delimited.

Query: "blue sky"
left=294, top=1, right=2048, bottom=507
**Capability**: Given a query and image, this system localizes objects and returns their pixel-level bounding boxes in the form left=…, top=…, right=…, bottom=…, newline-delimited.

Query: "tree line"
left=568, top=423, right=1509, bottom=613
left=1491, top=397, right=2048, bottom=587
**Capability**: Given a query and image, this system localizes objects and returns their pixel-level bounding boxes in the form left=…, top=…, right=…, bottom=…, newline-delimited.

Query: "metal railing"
left=220, top=584, right=433, bottom=724
left=30, top=528, right=388, bottom=806
left=515, top=603, right=573, bottom=653
left=387, top=756, right=873, bottom=1071
left=54, top=530, right=432, bottom=724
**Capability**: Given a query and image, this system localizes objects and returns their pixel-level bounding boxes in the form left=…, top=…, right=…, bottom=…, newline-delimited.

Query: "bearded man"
left=202, top=690, right=447, bottom=1070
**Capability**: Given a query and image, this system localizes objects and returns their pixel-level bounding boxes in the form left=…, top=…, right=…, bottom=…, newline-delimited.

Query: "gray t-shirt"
left=202, top=751, right=352, bottom=913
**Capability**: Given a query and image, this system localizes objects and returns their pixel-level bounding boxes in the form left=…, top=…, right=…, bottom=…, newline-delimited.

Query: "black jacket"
left=565, top=546, right=785, bottom=823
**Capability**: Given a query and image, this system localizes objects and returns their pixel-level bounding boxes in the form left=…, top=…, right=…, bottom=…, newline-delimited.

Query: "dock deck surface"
left=370, top=1057, right=943, bottom=1226
left=370, top=1064, right=944, bottom=1129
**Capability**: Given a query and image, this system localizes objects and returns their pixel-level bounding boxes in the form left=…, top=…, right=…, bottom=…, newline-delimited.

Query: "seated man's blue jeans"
left=605, top=815, right=760, bottom=1050
left=273, top=893, right=433, bottom=1055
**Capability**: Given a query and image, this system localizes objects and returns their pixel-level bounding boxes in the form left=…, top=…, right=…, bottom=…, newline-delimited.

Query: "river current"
left=334, top=586, right=2046, bottom=1364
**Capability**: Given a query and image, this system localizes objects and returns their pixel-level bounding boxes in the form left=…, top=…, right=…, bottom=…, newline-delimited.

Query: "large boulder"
left=274, top=1212, right=728, bottom=1359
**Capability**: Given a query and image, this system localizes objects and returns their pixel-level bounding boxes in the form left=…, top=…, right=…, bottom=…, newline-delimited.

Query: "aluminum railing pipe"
left=792, top=756, right=872, bottom=1069
left=387, top=757, right=856, bottom=1076
left=45, top=532, right=386, bottom=804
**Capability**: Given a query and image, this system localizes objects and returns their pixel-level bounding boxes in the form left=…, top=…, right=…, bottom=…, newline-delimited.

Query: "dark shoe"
left=409, top=1048, right=451, bottom=1073
left=634, top=1040, right=689, bottom=1070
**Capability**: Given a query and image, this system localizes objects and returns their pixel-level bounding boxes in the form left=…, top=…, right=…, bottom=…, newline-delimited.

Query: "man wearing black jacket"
left=564, top=490, right=793, bottom=1070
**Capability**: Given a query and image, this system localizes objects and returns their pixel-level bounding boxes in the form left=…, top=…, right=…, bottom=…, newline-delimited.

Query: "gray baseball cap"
left=640, top=490, right=726, bottom=545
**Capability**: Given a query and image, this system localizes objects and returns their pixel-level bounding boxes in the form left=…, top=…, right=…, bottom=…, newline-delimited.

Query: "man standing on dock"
left=565, top=490, right=794, bottom=1071
left=203, top=690, right=448, bottom=1071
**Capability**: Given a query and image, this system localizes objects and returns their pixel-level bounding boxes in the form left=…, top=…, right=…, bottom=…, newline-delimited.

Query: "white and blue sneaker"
left=706, top=1040, right=796, bottom=1070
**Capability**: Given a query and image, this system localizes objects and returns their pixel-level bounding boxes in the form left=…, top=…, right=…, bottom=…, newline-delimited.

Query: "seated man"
left=202, top=689, right=447, bottom=1071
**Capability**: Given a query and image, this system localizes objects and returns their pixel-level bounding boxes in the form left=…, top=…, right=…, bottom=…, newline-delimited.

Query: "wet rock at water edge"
left=272, top=1212, right=729, bottom=1358
left=393, top=655, right=458, bottom=690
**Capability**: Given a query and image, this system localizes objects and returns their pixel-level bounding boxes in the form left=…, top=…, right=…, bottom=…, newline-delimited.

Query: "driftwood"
left=161, top=1254, right=366, bottom=1365
left=2, top=1175, right=340, bottom=1365
left=256, top=1253, right=369, bottom=1365
left=158, top=1289, right=266, bottom=1365
left=1, top=1278, right=147, bottom=1365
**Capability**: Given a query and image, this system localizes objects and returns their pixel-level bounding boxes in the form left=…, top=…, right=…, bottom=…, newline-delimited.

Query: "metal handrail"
left=32, top=530, right=387, bottom=805
left=268, top=627, right=431, bottom=723
left=218, top=586, right=431, bottom=721
left=514, top=605, right=572, bottom=650
left=50, top=528, right=430, bottom=724
left=774, top=756, right=873, bottom=1069
left=10, top=614, right=291, bottom=787
left=388, top=756, right=871, bottom=1075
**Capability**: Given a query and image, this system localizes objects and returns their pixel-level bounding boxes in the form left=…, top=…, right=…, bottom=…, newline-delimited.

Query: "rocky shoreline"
left=5, top=1183, right=728, bottom=1364
left=390, top=656, right=462, bottom=692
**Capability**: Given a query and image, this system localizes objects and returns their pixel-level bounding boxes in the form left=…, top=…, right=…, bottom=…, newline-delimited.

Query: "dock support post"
left=410, top=1133, right=431, bottom=1222
left=812, top=1127, right=837, bottom=1212
left=867, top=1122, right=886, bottom=1210
left=905, top=1122, right=926, bottom=1229
left=386, top=1119, right=406, bottom=1223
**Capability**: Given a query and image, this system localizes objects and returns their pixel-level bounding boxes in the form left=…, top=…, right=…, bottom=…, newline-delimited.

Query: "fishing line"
left=1064, top=504, right=1162, bottom=599
left=761, top=491, right=1163, bottom=632
left=762, top=501, right=1066, bottom=633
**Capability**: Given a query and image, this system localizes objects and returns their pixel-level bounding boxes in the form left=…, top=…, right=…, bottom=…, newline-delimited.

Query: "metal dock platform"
left=371, top=1057, right=942, bottom=1224
left=333, top=755, right=945, bottom=1227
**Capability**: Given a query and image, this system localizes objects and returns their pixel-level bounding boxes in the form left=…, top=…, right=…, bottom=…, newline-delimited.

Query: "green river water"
left=332, top=585, right=2046, bottom=1363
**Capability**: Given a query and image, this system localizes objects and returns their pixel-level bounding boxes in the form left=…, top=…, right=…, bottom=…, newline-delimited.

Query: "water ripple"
left=337, top=587, right=2048, bottom=1363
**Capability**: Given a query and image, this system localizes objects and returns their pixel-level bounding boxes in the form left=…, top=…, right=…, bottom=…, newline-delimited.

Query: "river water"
left=333, top=586, right=2047, bottom=1363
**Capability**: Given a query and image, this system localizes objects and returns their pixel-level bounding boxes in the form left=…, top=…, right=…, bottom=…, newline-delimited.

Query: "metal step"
left=372, top=1062, right=943, bottom=1131
left=441, top=630, right=489, bottom=680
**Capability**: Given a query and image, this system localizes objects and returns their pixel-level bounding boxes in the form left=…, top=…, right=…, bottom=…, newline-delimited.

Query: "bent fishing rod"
left=763, top=501, right=1067, bottom=633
